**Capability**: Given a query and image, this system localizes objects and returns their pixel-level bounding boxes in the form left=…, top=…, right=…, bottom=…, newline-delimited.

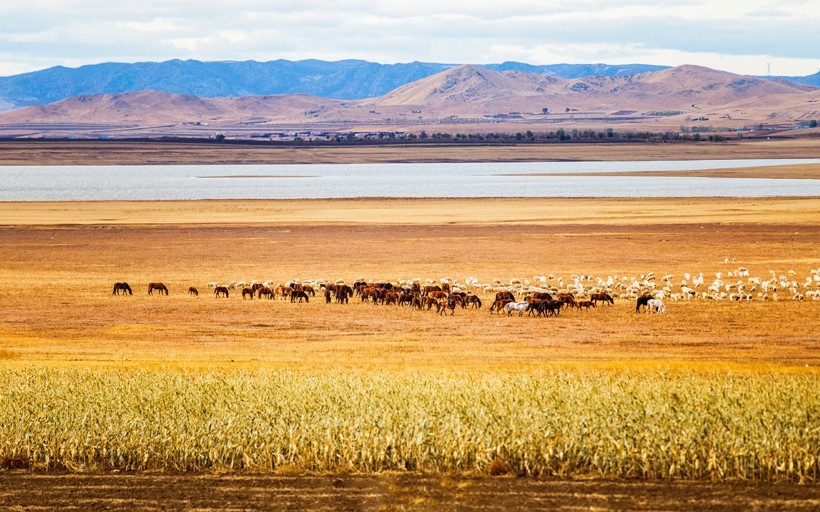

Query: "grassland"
left=1, top=142, right=820, bottom=509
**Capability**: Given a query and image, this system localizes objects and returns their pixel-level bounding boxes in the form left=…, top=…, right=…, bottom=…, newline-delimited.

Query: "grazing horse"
left=489, top=291, right=516, bottom=313
left=576, top=300, right=596, bottom=311
left=557, top=292, right=577, bottom=308
left=465, top=294, right=482, bottom=309
left=398, top=292, right=416, bottom=307
left=636, top=294, right=653, bottom=313
left=438, top=298, right=456, bottom=316
left=590, top=292, right=614, bottom=306
left=148, top=282, right=168, bottom=295
left=422, top=296, right=439, bottom=310
left=503, top=301, right=529, bottom=316
left=188, top=287, right=199, bottom=296
left=529, top=291, right=554, bottom=301
left=214, top=286, right=229, bottom=298
left=291, top=290, right=310, bottom=303
left=647, top=298, right=667, bottom=313
left=112, top=282, right=132, bottom=295
left=242, top=287, right=254, bottom=300
left=258, top=286, right=274, bottom=300
left=544, top=300, right=564, bottom=317
left=335, top=288, right=350, bottom=304
left=384, top=292, right=399, bottom=306
left=275, top=286, right=293, bottom=300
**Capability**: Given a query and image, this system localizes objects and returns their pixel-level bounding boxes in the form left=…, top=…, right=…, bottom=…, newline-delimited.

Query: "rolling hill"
left=0, top=64, right=818, bottom=137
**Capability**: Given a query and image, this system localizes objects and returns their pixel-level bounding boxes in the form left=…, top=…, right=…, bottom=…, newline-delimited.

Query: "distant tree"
left=419, top=130, right=428, bottom=139
left=810, top=119, right=818, bottom=128
left=541, top=107, right=549, bottom=114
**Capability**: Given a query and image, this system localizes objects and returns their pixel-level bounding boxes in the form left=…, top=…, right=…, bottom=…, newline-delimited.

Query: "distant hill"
left=0, top=59, right=669, bottom=111
left=781, top=71, right=820, bottom=87
left=1, top=64, right=818, bottom=138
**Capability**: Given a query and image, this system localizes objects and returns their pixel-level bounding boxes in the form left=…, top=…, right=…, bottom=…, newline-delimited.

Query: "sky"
left=1, top=1, right=819, bottom=78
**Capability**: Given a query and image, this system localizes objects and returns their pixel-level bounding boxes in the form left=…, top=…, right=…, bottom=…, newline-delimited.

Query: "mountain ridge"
left=0, top=59, right=684, bottom=111
left=1, top=64, right=818, bottom=137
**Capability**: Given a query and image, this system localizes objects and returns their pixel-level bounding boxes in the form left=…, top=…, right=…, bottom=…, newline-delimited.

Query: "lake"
left=2, top=159, right=820, bottom=200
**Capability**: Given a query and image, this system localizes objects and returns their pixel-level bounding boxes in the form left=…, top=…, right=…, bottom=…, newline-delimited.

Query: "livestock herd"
left=111, top=264, right=820, bottom=316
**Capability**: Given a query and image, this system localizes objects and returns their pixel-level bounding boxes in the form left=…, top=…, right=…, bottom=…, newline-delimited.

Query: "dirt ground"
left=2, top=141, right=820, bottom=509
left=1, top=473, right=818, bottom=511
left=2, top=137, right=820, bottom=166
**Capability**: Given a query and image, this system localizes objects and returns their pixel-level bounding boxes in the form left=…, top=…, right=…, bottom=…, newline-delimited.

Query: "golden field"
left=1, top=141, right=820, bottom=509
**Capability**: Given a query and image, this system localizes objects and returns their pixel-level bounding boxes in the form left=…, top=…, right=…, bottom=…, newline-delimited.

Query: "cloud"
left=1, top=1, right=819, bottom=77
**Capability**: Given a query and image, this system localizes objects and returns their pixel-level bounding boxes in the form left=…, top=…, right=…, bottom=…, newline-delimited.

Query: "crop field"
left=1, top=190, right=820, bottom=507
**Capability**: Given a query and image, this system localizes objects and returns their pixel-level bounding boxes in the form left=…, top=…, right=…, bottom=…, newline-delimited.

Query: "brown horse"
left=438, top=298, right=456, bottom=316
left=590, top=292, right=614, bottom=306
left=577, top=300, right=596, bottom=311
left=291, top=290, right=310, bottom=303
left=188, top=287, right=199, bottom=296
left=214, top=286, right=229, bottom=298
left=422, top=296, right=439, bottom=310
left=489, top=290, right=516, bottom=312
left=465, top=294, right=482, bottom=308
left=112, top=282, right=132, bottom=295
left=258, top=286, right=274, bottom=300
left=242, top=287, right=254, bottom=300
left=335, top=288, right=350, bottom=304
left=148, top=282, right=168, bottom=295
left=557, top=292, right=577, bottom=308
left=275, top=286, right=293, bottom=300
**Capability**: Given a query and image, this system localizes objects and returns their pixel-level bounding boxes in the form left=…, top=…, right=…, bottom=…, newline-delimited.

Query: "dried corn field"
left=1, top=368, right=819, bottom=482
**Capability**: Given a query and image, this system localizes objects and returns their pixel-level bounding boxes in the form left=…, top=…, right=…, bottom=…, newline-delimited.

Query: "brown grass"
left=1, top=197, right=818, bottom=370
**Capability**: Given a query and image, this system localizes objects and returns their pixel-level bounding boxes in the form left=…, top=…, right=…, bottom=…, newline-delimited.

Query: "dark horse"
left=636, top=294, right=653, bottom=313
left=214, top=286, right=229, bottom=298
left=465, top=295, right=482, bottom=309
left=291, top=290, right=310, bottom=303
left=148, top=282, right=168, bottom=295
left=590, top=292, right=614, bottom=306
left=112, top=282, right=132, bottom=295
left=188, top=287, right=199, bottom=296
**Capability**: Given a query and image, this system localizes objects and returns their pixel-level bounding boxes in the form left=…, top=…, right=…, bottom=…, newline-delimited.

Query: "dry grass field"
left=1, top=141, right=820, bottom=510
left=1, top=198, right=820, bottom=370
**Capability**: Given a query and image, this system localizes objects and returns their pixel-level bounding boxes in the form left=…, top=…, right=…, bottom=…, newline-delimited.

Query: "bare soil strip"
left=0, top=473, right=817, bottom=511
left=2, top=138, right=820, bottom=166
